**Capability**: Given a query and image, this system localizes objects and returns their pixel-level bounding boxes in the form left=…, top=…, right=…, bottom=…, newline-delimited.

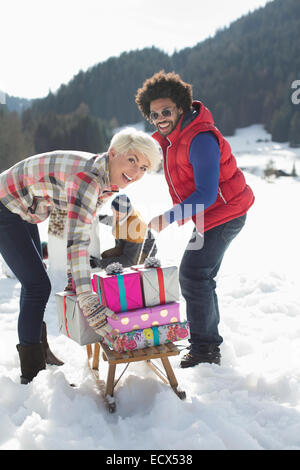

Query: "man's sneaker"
left=180, top=348, right=221, bottom=368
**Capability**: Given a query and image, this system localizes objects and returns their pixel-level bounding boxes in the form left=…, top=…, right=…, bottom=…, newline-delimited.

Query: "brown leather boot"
left=16, top=343, right=46, bottom=384
left=41, top=322, right=64, bottom=366
left=180, top=346, right=221, bottom=368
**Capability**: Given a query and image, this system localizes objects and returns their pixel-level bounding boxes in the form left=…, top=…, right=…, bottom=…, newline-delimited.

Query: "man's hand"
left=78, top=292, right=119, bottom=339
left=90, top=256, right=102, bottom=268
left=148, top=214, right=169, bottom=233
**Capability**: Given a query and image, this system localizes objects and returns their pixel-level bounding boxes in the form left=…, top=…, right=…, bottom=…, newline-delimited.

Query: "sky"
left=0, top=0, right=271, bottom=100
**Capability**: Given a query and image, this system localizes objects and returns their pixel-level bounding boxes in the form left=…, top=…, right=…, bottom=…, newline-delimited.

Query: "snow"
left=1, top=124, right=300, bottom=450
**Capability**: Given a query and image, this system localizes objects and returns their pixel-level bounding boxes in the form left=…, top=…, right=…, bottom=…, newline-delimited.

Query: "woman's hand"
left=64, top=270, right=75, bottom=292
left=148, top=214, right=169, bottom=233
left=77, top=292, right=119, bottom=339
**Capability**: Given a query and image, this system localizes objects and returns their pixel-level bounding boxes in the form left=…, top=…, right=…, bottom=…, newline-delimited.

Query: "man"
left=135, top=71, right=254, bottom=367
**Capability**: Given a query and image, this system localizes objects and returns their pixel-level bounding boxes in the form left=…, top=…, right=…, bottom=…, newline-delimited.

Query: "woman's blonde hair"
left=108, top=127, right=161, bottom=172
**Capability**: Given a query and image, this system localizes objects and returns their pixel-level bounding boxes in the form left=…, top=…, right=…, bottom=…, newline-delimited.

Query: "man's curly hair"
left=135, top=70, right=193, bottom=121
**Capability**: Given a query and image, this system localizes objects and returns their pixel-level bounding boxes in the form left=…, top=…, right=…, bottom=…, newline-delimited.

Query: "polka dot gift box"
left=107, top=302, right=181, bottom=334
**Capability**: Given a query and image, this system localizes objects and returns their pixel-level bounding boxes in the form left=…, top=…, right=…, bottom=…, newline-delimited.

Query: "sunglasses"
left=149, top=106, right=177, bottom=122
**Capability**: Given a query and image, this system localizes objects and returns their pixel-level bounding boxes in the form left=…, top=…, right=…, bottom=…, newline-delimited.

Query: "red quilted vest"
left=153, top=101, right=254, bottom=232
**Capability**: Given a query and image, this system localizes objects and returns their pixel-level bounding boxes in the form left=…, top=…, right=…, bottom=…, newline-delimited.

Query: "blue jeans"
left=179, top=214, right=246, bottom=352
left=0, top=202, right=51, bottom=345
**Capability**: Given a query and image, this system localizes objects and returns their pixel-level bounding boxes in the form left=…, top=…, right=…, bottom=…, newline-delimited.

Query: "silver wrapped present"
left=132, top=264, right=179, bottom=307
left=55, top=291, right=101, bottom=346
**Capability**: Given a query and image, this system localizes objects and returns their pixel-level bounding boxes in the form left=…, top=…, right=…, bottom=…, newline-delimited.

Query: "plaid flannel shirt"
left=0, top=151, right=118, bottom=294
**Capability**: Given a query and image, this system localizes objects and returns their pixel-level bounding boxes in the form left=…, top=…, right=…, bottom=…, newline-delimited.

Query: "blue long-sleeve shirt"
left=163, top=132, right=221, bottom=224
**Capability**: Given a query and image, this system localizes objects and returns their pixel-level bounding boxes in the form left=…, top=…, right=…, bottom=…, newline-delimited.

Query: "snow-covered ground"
left=1, top=124, right=300, bottom=450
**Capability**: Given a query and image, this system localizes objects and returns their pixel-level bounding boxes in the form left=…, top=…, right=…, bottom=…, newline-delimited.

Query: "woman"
left=0, top=127, right=161, bottom=383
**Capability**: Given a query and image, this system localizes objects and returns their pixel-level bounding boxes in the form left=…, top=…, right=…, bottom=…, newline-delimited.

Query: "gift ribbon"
left=96, top=277, right=102, bottom=303
left=63, top=293, right=76, bottom=338
left=152, top=326, right=160, bottom=346
left=116, top=273, right=127, bottom=311
left=155, top=267, right=166, bottom=304
left=63, top=295, right=70, bottom=338
left=134, top=265, right=166, bottom=305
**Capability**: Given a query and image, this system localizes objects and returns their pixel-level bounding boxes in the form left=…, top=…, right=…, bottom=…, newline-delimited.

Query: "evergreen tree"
left=289, top=111, right=300, bottom=147
left=0, top=108, right=31, bottom=171
left=4, top=0, right=300, bottom=147
left=34, top=106, right=109, bottom=154
left=270, top=105, right=293, bottom=142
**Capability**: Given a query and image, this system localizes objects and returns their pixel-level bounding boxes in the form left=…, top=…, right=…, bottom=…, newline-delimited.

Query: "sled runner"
left=86, top=341, right=186, bottom=413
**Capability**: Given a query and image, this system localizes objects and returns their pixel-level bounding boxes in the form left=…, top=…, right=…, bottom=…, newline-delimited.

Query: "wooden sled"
left=86, top=342, right=186, bottom=413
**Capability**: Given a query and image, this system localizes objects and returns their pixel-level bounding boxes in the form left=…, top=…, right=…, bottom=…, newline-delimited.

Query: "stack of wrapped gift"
left=55, top=259, right=190, bottom=351
left=92, top=260, right=190, bottom=353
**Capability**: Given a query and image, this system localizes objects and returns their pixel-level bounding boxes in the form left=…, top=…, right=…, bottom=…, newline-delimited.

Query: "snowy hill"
left=1, top=125, right=300, bottom=450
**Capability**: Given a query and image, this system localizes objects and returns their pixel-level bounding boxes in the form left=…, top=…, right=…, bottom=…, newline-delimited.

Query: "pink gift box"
left=107, top=302, right=181, bottom=334
left=92, top=268, right=143, bottom=313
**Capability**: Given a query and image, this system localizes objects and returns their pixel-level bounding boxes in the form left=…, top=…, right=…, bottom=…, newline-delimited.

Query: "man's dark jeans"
left=179, top=214, right=246, bottom=352
left=0, top=202, right=51, bottom=345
